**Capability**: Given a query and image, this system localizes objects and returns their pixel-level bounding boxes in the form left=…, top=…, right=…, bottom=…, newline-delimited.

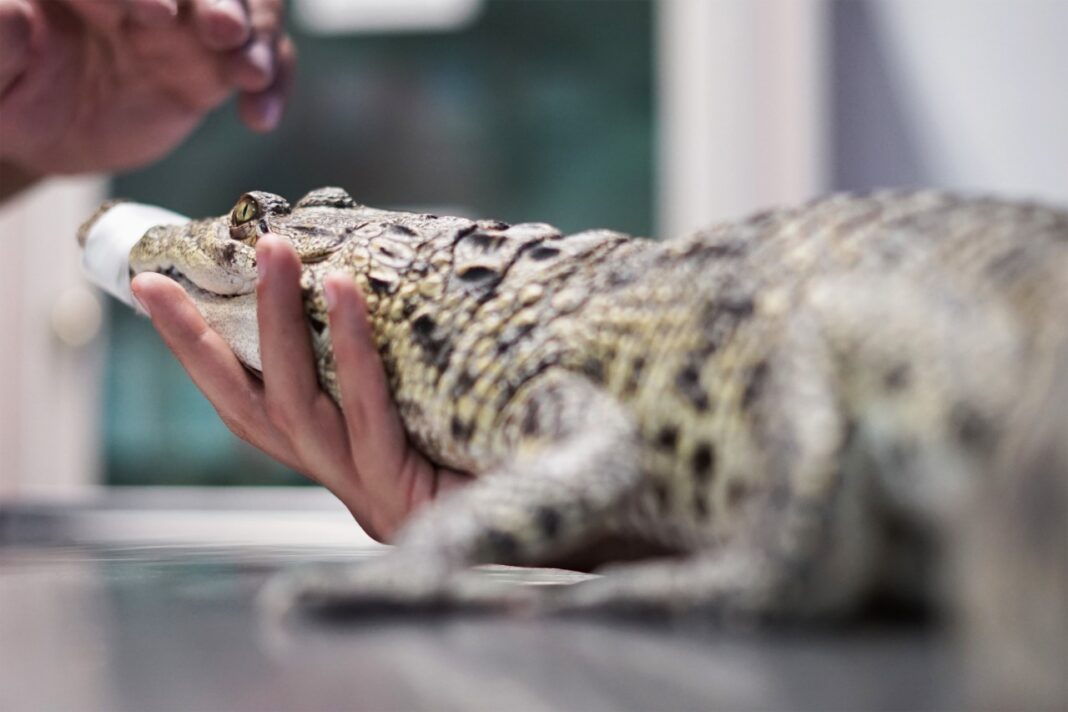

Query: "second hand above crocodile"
left=83, top=187, right=1068, bottom=616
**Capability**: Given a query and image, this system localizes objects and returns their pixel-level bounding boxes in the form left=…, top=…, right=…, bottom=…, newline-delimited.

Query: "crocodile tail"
left=957, top=335, right=1068, bottom=710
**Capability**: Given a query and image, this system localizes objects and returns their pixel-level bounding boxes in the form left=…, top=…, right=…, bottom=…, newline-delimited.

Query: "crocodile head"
left=126, top=188, right=374, bottom=294
left=110, top=187, right=476, bottom=377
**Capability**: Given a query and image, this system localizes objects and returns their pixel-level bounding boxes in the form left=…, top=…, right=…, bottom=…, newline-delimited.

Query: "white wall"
left=832, top=0, right=1068, bottom=203
left=657, top=0, right=828, bottom=237
left=0, top=178, right=105, bottom=498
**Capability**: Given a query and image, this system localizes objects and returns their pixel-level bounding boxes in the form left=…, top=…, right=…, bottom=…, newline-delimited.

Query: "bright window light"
left=295, top=0, right=484, bottom=35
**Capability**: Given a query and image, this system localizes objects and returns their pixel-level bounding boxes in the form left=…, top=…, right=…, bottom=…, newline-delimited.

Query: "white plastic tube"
left=81, top=202, right=190, bottom=310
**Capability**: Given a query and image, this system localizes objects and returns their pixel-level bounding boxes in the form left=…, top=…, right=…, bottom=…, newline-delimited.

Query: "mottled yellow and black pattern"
left=83, top=188, right=1067, bottom=704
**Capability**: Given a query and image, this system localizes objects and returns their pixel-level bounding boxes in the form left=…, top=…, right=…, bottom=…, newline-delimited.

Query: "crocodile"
left=79, top=188, right=1067, bottom=702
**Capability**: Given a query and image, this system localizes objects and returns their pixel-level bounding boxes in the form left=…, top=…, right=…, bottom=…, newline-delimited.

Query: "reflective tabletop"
left=0, top=490, right=961, bottom=711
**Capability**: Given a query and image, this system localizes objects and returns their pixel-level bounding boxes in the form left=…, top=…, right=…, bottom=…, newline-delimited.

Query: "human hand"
left=130, top=235, right=472, bottom=542
left=0, top=0, right=294, bottom=178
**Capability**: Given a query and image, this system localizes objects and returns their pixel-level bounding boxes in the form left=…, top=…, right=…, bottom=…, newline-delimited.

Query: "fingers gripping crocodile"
left=78, top=189, right=1068, bottom=669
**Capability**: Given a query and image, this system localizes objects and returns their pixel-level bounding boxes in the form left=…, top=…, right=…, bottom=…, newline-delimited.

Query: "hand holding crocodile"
left=132, top=235, right=472, bottom=543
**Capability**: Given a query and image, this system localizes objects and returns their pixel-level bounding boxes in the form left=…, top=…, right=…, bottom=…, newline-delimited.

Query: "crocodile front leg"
left=263, top=371, right=642, bottom=615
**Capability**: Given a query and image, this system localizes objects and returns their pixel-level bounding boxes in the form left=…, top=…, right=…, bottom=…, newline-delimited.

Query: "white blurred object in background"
left=80, top=202, right=190, bottom=310
left=658, top=0, right=828, bottom=237
left=659, top=0, right=1068, bottom=239
left=860, top=0, right=1068, bottom=203
left=0, top=177, right=106, bottom=498
left=295, top=0, right=484, bottom=34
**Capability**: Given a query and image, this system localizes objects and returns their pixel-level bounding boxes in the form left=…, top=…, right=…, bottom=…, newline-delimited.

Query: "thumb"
left=0, top=0, right=33, bottom=96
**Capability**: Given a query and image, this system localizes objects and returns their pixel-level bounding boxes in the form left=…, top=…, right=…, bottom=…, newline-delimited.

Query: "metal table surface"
left=0, top=490, right=962, bottom=711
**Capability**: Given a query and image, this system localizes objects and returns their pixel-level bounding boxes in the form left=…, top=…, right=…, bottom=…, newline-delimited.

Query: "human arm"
left=0, top=0, right=294, bottom=200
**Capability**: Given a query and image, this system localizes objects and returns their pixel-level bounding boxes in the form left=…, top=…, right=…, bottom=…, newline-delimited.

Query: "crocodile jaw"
left=172, top=273, right=262, bottom=373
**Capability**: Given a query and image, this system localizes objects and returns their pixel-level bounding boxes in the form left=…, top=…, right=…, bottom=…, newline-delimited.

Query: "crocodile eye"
left=232, top=197, right=260, bottom=225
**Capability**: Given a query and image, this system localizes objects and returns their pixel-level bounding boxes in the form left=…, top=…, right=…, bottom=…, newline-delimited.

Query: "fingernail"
left=206, top=0, right=249, bottom=48
left=245, top=38, right=274, bottom=80
left=131, top=284, right=152, bottom=317
left=255, top=94, right=283, bottom=131
left=256, top=244, right=269, bottom=280
left=325, top=280, right=339, bottom=312
left=131, top=0, right=177, bottom=27
left=211, top=0, right=245, bottom=20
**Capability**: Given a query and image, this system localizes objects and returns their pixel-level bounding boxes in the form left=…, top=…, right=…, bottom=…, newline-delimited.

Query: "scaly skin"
left=80, top=189, right=1068, bottom=701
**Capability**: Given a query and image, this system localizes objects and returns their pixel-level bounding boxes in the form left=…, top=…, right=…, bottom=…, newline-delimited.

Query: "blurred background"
left=1, top=0, right=1066, bottom=497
